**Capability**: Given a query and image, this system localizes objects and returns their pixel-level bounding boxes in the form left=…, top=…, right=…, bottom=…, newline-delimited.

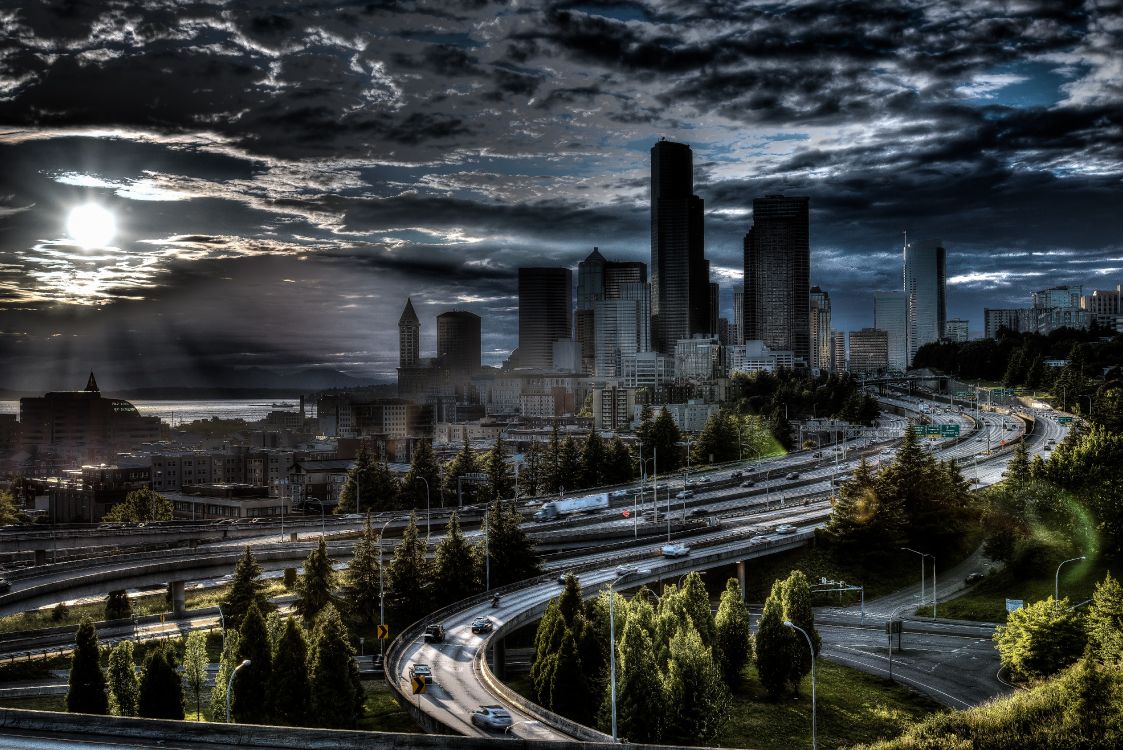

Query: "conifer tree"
left=66, top=618, right=108, bottom=715
left=662, top=621, right=731, bottom=744
left=209, top=630, right=241, bottom=721
left=650, top=407, right=684, bottom=471
left=615, top=615, right=667, bottom=743
left=294, top=537, right=337, bottom=623
left=556, top=437, right=582, bottom=491
left=137, top=643, right=184, bottom=719
left=182, top=630, right=208, bottom=720
left=309, top=605, right=364, bottom=728
left=106, top=640, right=138, bottom=717
left=780, top=570, right=820, bottom=684
left=1085, top=573, right=1123, bottom=664
left=520, top=439, right=544, bottom=497
left=104, top=590, right=131, bottom=621
left=1008, top=438, right=1030, bottom=480
left=715, top=578, right=751, bottom=687
left=767, top=406, right=794, bottom=452
left=994, top=596, right=1085, bottom=679
left=479, top=498, right=541, bottom=588
left=220, top=547, right=273, bottom=631
left=479, top=435, right=514, bottom=504
left=441, top=437, right=479, bottom=503
left=402, top=439, right=440, bottom=507
left=544, top=420, right=562, bottom=493
left=603, top=438, right=634, bottom=485
left=550, top=630, right=591, bottom=724
left=679, top=571, right=716, bottom=648
left=270, top=618, right=312, bottom=726
left=341, top=515, right=381, bottom=630
left=232, top=603, right=273, bottom=724
left=579, top=430, right=605, bottom=488
left=431, top=512, right=479, bottom=606
left=754, top=582, right=795, bottom=698
left=337, top=450, right=400, bottom=513
left=386, top=512, right=431, bottom=624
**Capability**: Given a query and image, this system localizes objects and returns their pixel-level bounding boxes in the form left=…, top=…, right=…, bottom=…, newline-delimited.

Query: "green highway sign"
left=939, top=424, right=961, bottom=437
left=990, top=388, right=1014, bottom=397
left=1057, top=416, right=1074, bottom=424
left=912, top=424, right=960, bottom=438
left=956, top=391, right=976, bottom=399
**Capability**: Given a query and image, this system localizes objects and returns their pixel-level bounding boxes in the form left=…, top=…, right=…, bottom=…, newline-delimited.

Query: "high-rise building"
left=944, top=318, right=969, bottom=343
left=808, top=286, right=831, bottom=372
left=1033, top=285, right=1082, bottom=309
left=709, top=281, right=720, bottom=335
left=731, top=286, right=744, bottom=345
left=594, top=278, right=650, bottom=377
left=1081, top=286, right=1123, bottom=330
left=984, top=308, right=1034, bottom=339
left=399, top=297, right=420, bottom=368
left=743, top=195, right=811, bottom=362
left=575, top=248, right=607, bottom=373
left=903, top=238, right=947, bottom=365
left=518, top=267, right=572, bottom=369
left=650, top=139, right=708, bottom=354
left=830, top=330, right=847, bottom=374
left=436, top=311, right=482, bottom=376
left=848, top=328, right=889, bottom=376
left=874, top=292, right=908, bottom=372
left=674, top=335, right=724, bottom=381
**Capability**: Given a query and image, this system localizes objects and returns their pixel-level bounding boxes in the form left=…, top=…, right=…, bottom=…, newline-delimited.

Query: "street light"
left=1055, top=556, right=1086, bottom=602
left=225, top=659, right=251, bottom=723
left=901, top=548, right=931, bottom=616
left=378, top=515, right=407, bottom=659
left=608, top=570, right=637, bottom=742
left=784, top=621, right=816, bottom=750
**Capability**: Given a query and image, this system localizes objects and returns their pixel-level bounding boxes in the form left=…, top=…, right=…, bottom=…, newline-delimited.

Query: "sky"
left=0, top=0, right=1121, bottom=390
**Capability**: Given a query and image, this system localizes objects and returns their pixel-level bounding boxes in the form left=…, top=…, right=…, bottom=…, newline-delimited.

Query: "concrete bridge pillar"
left=169, top=580, right=186, bottom=619
left=491, top=637, right=506, bottom=680
left=736, top=560, right=746, bottom=600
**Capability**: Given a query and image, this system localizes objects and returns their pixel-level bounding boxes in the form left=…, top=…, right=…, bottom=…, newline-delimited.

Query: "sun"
left=66, top=204, right=116, bottom=248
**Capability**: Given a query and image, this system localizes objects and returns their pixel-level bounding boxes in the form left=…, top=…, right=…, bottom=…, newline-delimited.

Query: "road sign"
left=1057, top=416, right=1073, bottom=425
left=991, top=388, right=1014, bottom=397
left=1005, top=599, right=1024, bottom=613
left=462, top=472, right=489, bottom=482
left=411, top=675, right=428, bottom=695
left=939, top=424, right=961, bottom=437
left=376, top=624, right=390, bottom=640
left=622, top=509, right=631, bottom=518
left=886, top=620, right=903, bottom=635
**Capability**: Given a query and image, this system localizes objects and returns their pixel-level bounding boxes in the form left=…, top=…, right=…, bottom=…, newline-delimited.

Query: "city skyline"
left=0, top=2, right=1121, bottom=388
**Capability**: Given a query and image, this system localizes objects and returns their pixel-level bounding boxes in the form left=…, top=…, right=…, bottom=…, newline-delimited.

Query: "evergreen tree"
left=1086, top=573, right=1123, bottom=664
left=479, top=435, right=514, bottom=504
left=615, top=615, right=667, bottom=743
left=431, top=512, right=479, bottom=606
left=182, top=630, right=208, bottom=720
left=341, top=515, right=382, bottom=631
left=520, top=439, right=544, bottom=497
left=550, top=629, right=591, bottom=724
left=636, top=405, right=655, bottom=458
left=767, top=407, right=794, bottom=452
left=385, top=512, right=431, bottom=625
left=692, top=412, right=738, bottom=465
left=105, top=590, right=131, bottom=621
left=479, top=498, right=541, bottom=588
left=556, top=436, right=582, bottom=492
left=294, top=537, right=337, bottom=623
left=232, top=603, right=273, bottom=724
left=994, top=596, right=1086, bottom=679
left=339, top=447, right=400, bottom=513
left=650, top=408, right=684, bottom=472
left=66, top=618, right=108, bottom=715
left=270, top=618, right=312, bottom=726
left=1025, top=354, right=1045, bottom=389
left=824, top=458, right=904, bottom=557
left=780, top=570, right=820, bottom=683
left=579, top=430, right=605, bottom=488
left=603, top=438, right=634, bottom=485
left=544, top=420, right=563, bottom=494
left=137, top=643, right=183, bottom=720
left=106, top=640, right=138, bottom=717
left=221, top=547, right=273, bottom=631
left=402, top=439, right=440, bottom=507
left=715, top=578, right=751, bottom=687
left=1008, top=438, right=1030, bottom=480
left=209, top=630, right=241, bottom=721
left=1003, top=347, right=1026, bottom=387
left=441, top=438, right=479, bottom=505
left=309, top=605, right=364, bottom=728
left=679, top=571, right=716, bottom=648
left=102, top=487, right=173, bottom=523
left=662, top=621, right=731, bottom=744
left=753, top=582, right=795, bottom=699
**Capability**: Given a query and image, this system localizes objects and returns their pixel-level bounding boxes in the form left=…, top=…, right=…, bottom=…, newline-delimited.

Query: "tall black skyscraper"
left=650, top=139, right=708, bottom=354
left=436, top=310, right=482, bottom=376
left=743, top=195, right=811, bottom=361
left=517, top=267, right=572, bottom=369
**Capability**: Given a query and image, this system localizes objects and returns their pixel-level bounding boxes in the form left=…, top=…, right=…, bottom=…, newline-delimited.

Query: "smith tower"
left=650, top=139, right=708, bottom=355
left=399, top=297, right=420, bottom=368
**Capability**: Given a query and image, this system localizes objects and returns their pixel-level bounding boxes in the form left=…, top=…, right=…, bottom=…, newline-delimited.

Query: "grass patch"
left=0, top=652, right=71, bottom=682
left=0, top=694, right=66, bottom=712
left=358, top=680, right=422, bottom=733
left=933, top=556, right=1112, bottom=622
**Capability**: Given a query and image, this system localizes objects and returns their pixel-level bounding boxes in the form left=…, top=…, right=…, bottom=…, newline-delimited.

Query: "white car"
left=775, top=524, right=798, bottom=535
left=661, top=543, right=690, bottom=558
left=614, top=564, right=638, bottom=577
left=675, top=490, right=695, bottom=499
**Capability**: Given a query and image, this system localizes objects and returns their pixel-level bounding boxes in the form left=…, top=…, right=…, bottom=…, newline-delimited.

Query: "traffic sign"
left=376, top=624, right=390, bottom=640
left=461, top=472, right=489, bottom=482
left=939, top=424, right=961, bottom=437
left=1005, top=599, right=1024, bottom=613
left=886, top=620, right=903, bottom=635
left=1057, top=416, right=1073, bottom=425
left=411, top=675, right=428, bottom=695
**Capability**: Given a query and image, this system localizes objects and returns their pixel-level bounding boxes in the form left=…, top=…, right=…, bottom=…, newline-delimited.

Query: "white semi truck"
left=533, top=492, right=609, bottom=522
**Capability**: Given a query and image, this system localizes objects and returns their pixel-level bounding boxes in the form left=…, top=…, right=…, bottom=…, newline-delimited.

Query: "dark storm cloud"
left=0, top=0, right=1121, bottom=383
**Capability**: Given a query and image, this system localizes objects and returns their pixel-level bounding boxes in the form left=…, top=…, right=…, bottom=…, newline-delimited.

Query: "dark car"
left=785, top=472, right=800, bottom=480
left=408, top=663, right=433, bottom=684
left=471, top=617, right=493, bottom=634
left=689, top=507, right=708, bottom=518
left=964, top=572, right=985, bottom=585
left=423, top=624, right=445, bottom=643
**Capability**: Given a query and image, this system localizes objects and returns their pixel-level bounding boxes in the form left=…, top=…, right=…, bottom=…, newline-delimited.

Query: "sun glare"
left=66, top=203, right=116, bottom=248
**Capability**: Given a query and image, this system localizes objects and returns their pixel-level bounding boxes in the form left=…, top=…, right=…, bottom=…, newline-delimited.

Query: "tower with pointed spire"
left=399, top=297, right=420, bottom=369
left=84, top=371, right=99, bottom=392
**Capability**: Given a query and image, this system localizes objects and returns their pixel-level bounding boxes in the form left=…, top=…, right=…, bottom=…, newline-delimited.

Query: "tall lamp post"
left=378, top=515, right=406, bottom=659
left=608, top=569, right=636, bottom=742
left=784, top=621, right=816, bottom=750
left=901, top=547, right=931, bottom=615
left=225, top=659, right=251, bottom=723
left=1055, top=555, right=1086, bottom=602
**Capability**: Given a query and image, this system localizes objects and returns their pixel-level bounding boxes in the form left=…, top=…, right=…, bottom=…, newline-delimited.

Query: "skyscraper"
left=830, top=330, right=847, bottom=374
left=594, top=267, right=650, bottom=377
left=436, top=311, right=482, bottom=376
left=650, top=139, right=708, bottom=354
left=848, top=328, right=889, bottom=376
left=808, top=286, right=831, bottom=372
left=731, top=286, right=744, bottom=345
left=518, top=267, right=572, bottom=369
left=903, top=238, right=947, bottom=365
left=575, top=247, right=607, bottom=374
left=399, top=297, right=420, bottom=368
left=743, top=195, right=811, bottom=362
left=874, top=291, right=908, bottom=372
left=709, top=281, right=720, bottom=335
